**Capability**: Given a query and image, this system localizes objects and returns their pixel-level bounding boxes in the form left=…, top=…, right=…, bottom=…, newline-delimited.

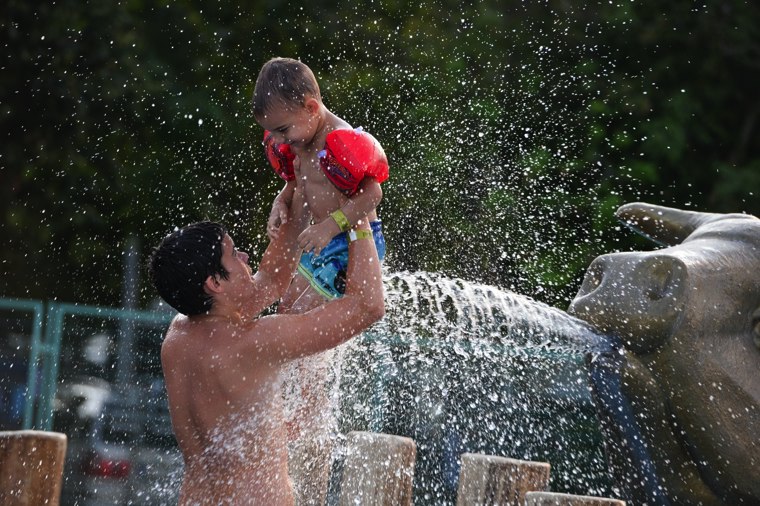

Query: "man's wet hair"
left=252, top=57, right=321, bottom=118
left=148, top=221, right=230, bottom=316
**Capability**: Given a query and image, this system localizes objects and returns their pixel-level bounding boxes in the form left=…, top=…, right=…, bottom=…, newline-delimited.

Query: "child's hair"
left=147, top=221, right=230, bottom=316
left=252, top=57, right=321, bottom=118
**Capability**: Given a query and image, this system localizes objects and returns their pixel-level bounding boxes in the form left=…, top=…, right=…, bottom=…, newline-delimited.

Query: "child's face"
left=257, top=100, right=318, bottom=147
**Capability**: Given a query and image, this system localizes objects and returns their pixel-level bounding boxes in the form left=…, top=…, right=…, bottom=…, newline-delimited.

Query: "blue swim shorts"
left=297, top=220, right=386, bottom=300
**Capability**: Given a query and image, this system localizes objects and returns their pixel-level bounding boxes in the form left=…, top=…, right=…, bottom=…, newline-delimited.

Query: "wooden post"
left=338, top=431, right=416, bottom=506
left=0, top=430, right=67, bottom=506
left=289, top=434, right=333, bottom=506
left=525, top=491, right=626, bottom=506
left=456, top=453, right=550, bottom=506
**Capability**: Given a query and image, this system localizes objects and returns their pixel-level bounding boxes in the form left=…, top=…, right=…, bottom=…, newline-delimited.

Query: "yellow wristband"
left=330, top=209, right=351, bottom=232
left=347, top=229, right=372, bottom=242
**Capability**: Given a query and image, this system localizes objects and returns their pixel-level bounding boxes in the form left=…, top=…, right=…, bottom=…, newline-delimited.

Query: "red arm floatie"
left=263, top=131, right=296, bottom=181
left=319, top=128, right=389, bottom=196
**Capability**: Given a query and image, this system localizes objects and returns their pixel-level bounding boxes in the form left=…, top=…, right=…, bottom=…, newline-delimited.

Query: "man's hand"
left=266, top=160, right=300, bottom=241
left=267, top=195, right=289, bottom=241
left=298, top=217, right=341, bottom=255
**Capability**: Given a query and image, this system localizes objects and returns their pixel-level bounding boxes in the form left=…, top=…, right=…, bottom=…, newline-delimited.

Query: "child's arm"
left=267, top=180, right=296, bottom=240
left=297, top=177, right=382, bottom=254
left=242, top=184, right=309, bottom=317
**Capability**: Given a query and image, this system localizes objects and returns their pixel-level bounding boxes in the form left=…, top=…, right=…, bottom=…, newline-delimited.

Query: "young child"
left=253, top=57, right=389, bottom=313
left=252, top=57, right=389, bottom=503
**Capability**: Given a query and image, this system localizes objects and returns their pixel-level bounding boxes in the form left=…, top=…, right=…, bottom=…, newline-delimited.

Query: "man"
left=147, top=186, right=385, bottom=505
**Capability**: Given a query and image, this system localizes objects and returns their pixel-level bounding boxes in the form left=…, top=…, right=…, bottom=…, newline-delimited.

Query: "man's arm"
left=241, top=185, right=309, bottom=317
left=243, top=220, right=385, bottom=361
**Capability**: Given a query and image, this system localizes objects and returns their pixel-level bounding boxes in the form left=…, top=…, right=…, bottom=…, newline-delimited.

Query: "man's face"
left=219, top=234, right=252, bottom=289
left=256, top=100, right=317, bottom=147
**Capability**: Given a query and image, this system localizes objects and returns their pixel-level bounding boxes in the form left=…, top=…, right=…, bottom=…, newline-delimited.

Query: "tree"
left=2, top=0, right=758, bottom=309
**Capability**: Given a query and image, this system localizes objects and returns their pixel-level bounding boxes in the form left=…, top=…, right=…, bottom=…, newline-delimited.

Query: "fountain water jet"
left=286, top=270, right=618, bottom=504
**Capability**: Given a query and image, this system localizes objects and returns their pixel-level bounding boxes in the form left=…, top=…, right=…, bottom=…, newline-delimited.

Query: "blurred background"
left=1, top=1, right=759, bottom=504
left=2, top=0, right=758, bottom=309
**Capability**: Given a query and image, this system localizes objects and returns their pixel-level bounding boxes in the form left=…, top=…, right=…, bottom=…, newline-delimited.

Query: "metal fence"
left=0, top=298, right=172, bottom=431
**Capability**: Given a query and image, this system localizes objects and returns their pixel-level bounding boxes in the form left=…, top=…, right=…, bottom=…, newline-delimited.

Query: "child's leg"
left=280, top=274, right=336, bottom=504
left=278, top=273, right=311, bottom=314
left=278, top=272, right=331, bottom=315
left=280, top=273, right=331, bottom=441
left=287, top=349, right=336, bottom=506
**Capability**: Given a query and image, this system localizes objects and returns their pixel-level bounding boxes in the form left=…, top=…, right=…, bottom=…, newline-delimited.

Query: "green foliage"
left=1, top=0, right=759, bottom=308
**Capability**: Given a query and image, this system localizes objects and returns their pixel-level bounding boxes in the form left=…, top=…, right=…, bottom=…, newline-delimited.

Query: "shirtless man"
left=147, top=186, right=385, bottom=505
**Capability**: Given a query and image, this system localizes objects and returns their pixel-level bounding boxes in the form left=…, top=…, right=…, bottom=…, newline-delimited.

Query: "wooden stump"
left=456, top=453, right=550, bottom=506
left=0, top=430, right=67, bottom=506
left=289, top=434, right=333, bottom=506
left=338, top=431, right=416, bottom=506
left=525, top=491, right=626, bottom=506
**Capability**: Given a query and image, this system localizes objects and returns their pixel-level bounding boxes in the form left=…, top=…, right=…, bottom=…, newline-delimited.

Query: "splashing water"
left=98, top=270, right=615, bottom=504
left=379, top=270, right=613, bottom=354
left=282, top=270, right=615, bottom=505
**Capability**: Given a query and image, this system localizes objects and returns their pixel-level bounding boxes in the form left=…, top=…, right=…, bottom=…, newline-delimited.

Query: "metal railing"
left=0, top=298, right=172, bottom=430
left=0, top=298, right=45, bottom=428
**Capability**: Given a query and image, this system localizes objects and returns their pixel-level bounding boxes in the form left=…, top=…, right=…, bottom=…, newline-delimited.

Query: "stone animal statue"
left=567, top=202, right=760, bottom=506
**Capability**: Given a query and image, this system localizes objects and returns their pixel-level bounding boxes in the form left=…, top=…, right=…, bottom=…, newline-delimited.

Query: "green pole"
left=22, top=301, right=45, bottom=429
left=0, top=298, right=46, bottom=430
left=41, top=304, right=65, bottom=430
left=35, top=303, right=63, bottom=430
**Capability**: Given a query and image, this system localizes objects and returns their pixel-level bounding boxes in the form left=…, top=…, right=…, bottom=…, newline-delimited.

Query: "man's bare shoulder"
left=161, top=313, right=274, bottom=362
left=161, top=315, right=229, bottom=359
left=161, top=315, right=193, bottom=364
left=162, top=314, right=199, bottom=342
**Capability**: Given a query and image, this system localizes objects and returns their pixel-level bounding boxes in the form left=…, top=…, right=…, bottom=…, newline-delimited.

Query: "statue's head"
left=569, top=202, right=760, bottom=504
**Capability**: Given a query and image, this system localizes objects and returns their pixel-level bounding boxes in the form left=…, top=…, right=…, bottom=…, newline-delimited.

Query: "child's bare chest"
left=295, top=148, right=345, bottom=220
